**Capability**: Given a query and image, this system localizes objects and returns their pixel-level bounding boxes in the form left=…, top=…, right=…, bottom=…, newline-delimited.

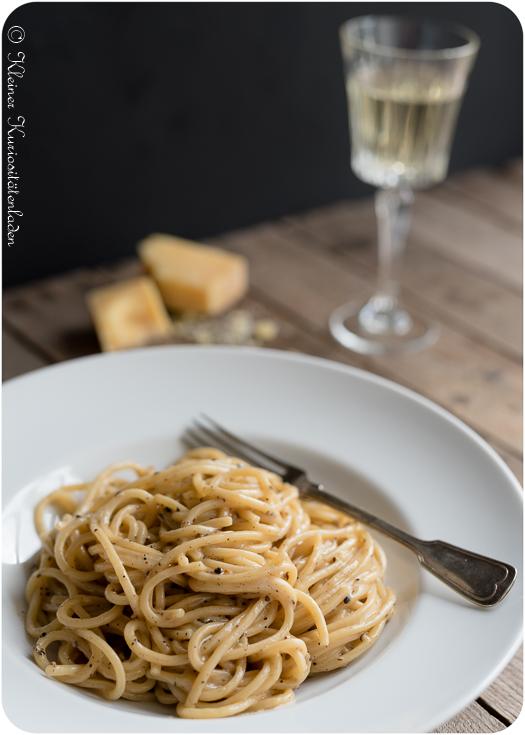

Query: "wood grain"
left=285, top=186, right=522, bottom=291
left=480, top=649, right=523, bottom=723
left=412, top=192, right=522, bottom=290
left=444, top=169, right=522, bottom=229
left=436, top=702, right=505, bottom=733
left=286, top=200, right=522, bottom=359
left=350, top=243, right=522, bottom=361
left=503, top=159, right=523, bottom=186
left=2, top=328, right=48, bottom=380
left=3, top=261, right=143, bottom=362
left=220, top=221, right=522, bottom=455
left=2, top=260, right=329, bottom=366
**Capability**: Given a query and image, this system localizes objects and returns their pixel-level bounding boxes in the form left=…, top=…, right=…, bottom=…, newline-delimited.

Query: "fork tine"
left=185, top=426, right=234, bottom=454
left=199, top=414, right=295, bottom=473
left=184, top=427, right=231, bottom=456
left=192, top=420, right=280, bottom=472
left=184, top=426, right=267, bottom=469
left=183, top=428, right=211, bottom=451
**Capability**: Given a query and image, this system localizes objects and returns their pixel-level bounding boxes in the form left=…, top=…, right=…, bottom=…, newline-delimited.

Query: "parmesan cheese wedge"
left=138, top=234, right=248, bottom=314
left=87, top=276, right=172, bottom=351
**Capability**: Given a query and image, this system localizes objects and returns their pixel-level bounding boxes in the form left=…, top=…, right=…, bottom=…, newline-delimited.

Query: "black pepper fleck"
left=343, top=596, right=350, bottom=604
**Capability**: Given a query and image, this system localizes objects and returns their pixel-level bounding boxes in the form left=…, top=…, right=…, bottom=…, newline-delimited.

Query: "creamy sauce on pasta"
left=26, top=448, right=395, bottom=718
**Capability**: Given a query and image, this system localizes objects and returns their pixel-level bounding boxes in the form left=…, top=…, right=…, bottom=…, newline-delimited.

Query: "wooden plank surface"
left=285, top=184, right=522, bottom=292
left=479, top=648, right=523, bottom=724
left=444, top=169, right=523, bottom=228
left=2, top=261, right=330, bottom=364
left=413, top=191, right=522, bottom=290
left=2, top=328, right=48, bottom=380
left=286, top=201, right=522, bottom=360
left=435, top=702, right=505, bottom=733
left=220, top=221, right=522, bottom=457
left=503, top=159, right=523, bottom=186
left=3, top=163, right=522, bottom=732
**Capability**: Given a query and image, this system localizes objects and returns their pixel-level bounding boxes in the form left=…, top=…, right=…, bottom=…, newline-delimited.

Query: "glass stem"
left=376, top=186, right=413, bottom=304
left=358, top=186, right=414, bottom=336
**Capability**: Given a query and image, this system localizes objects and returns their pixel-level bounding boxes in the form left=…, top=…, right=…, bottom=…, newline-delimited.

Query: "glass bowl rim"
left=340, top=15, right=480, bottom=60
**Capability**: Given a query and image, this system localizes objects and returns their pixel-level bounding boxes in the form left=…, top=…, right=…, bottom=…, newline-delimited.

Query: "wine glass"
left=330, top=16, right=479, bottom=355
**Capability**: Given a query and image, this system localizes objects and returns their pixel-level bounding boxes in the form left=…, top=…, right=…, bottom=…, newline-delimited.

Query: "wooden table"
left=3, top=161, right=522, bottom=731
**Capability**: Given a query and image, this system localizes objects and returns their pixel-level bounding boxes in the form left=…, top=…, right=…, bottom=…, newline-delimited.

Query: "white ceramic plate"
left=3, top=346, right=522, bottom=732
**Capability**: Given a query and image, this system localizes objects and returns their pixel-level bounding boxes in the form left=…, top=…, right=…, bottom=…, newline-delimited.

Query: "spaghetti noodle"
left=25, top=448, right=395, bottom=718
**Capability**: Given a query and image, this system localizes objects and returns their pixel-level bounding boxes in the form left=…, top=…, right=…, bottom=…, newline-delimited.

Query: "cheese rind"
left=138, top=234, right=248, bottom=314
left=87, top=276, right=172, bottom=351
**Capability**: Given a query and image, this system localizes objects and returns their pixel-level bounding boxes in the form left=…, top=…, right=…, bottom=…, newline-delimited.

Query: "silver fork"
left=184, top=415, right=517, bottom=607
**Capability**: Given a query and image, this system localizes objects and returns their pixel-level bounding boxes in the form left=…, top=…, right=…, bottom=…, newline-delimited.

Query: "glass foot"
left=329, top=297, right=439, bottom=356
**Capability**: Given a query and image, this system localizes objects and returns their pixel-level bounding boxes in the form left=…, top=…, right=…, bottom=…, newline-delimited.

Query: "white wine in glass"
left=349, top=69, right=465, bottom=189
left=330, top=17, right=479, bottom=355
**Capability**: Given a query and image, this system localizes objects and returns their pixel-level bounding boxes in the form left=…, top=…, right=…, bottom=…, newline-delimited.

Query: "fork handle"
left=301, top=482, right=516, bottom=607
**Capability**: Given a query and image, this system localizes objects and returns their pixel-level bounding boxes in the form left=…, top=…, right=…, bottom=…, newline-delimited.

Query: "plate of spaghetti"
left=3, top=346, right=522, bottom=732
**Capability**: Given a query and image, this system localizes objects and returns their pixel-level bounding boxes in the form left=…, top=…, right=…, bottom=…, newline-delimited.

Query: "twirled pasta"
left=26, top=448, right=395, bottom=718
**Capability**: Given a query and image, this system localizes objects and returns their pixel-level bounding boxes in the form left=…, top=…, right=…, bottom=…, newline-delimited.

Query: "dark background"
left=3, top=2, right=522, bottom=287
